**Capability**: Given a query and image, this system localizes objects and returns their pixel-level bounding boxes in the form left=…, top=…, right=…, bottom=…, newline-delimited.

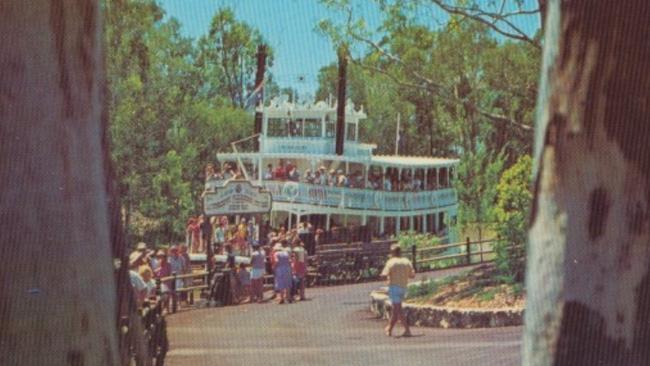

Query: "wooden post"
left=335, top=44, right=347, bottom=155
left=479, top=240, right=484, bottom=263
left=171, top=273, right=178, bottom=313
left=411, top=244, right=417, bottom=272
left=253, top=44, right=267, bottom=151
left=465, top=237, right=471, bottom=265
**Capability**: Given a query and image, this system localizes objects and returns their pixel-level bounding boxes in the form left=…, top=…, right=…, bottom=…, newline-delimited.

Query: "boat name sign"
left=204, top=180, right=272, bottom=215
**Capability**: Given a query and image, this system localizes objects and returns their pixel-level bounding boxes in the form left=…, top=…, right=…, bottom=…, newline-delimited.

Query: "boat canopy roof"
left=217, top=151, right=458, bottom=169
left=370, top=155, right=459, bottom=168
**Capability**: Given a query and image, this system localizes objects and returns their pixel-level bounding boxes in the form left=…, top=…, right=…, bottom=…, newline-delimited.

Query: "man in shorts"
left=380, top=244, right=415, bottom=337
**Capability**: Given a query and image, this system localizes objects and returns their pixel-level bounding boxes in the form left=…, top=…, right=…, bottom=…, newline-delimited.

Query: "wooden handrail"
left=159, top=271, right=209, bottom=282
left=416, top=238, right=497, bottom=253
left=175, top=285, right=209, bottom=293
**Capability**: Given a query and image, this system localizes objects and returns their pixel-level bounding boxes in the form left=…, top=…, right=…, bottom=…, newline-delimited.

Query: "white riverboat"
left=207, top=98, right=459, bottom=240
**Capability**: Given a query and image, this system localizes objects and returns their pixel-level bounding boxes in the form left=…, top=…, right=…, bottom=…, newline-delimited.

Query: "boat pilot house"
left=206, top=98, right=459, bottom=241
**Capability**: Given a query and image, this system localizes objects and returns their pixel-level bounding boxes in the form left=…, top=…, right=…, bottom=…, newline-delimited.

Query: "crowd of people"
left=127, top=214, right=314, bottom=309
left=217, top=219, right=311, bottom=305
left=127, top=242, right=193, bottom=311
left=263, top=160, right=440, bottom=192
left=204, top=160, right=448, bottom=193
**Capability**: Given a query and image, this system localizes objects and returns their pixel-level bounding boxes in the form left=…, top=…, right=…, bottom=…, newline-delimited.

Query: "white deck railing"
left=260, top=181, right=456, bottom=211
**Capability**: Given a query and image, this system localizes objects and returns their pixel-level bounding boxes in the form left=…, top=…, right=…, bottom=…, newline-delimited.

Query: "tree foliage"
left=104, top=1, right=262, bottom=245
left=454, top=147, right=505, bottom=239
left=317, top=0, right=541, bottom=159
left=196, top=7, right=273, bottom=108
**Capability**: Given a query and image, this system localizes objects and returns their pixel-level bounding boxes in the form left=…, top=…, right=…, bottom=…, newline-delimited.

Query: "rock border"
left=370, top=289, right=523, bottom=328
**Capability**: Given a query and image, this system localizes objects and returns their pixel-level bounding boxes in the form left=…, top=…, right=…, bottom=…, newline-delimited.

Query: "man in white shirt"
left=380, top=245, right=415, bottom=337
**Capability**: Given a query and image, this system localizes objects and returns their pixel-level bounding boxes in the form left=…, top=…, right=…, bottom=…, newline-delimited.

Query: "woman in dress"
left=272, top=240, right=292, bottom=304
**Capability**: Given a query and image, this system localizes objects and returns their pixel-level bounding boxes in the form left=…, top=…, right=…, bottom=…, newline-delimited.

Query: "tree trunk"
left=0, top=1, right=119, bottom=365
left=525, top=1, right=650, bottom=365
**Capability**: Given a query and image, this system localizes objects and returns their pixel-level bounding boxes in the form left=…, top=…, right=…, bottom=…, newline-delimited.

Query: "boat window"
left=325, top=120, right=336, bottom=138
left=289, top=118, right=303, bottom=136
left=268, top=118, right=288, bottom=137
left=304, top=118, right=321, bottom=137
left=346, top=122, right=356, bottom=141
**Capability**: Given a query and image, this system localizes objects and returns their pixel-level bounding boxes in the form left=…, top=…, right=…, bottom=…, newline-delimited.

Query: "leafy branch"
left=342, top=25, right=533, bottom=132
left=427, top=0, right=541, bottom=49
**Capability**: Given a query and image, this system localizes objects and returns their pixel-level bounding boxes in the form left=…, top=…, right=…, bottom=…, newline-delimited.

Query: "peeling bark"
left=525, top=1, right=650, bottom=365
left=0, top=1, right=118, bottom=365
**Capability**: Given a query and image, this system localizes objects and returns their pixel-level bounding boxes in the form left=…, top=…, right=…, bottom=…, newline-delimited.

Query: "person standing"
left=237, top=218, right=249, bottom=256
left=273, top=240, right=292, bottom=304
left=199, top=215, right=213, bottom=254
left=154, top=249, right=172, bottom=313
left=380, top=244, right=415, bottom=337
left=214, top=219, right=226, bottom=254
left=128, top=251, right=148, bottom=307
left=168, top=246, right=185, bottom=298
left=250, top=243, right=266, bottom=303
left=186, top=217, right=201, bottom=253
left=291, top=240, right=307, bottom=301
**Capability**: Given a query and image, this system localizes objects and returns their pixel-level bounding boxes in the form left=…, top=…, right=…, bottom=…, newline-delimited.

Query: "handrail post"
left=411, top=244, right=417, bottom=272
left=465, top=237, right=471, bottom=265
left=171, top=272, right=177, bottom=313
left=479, top=239, right=484, bottom=263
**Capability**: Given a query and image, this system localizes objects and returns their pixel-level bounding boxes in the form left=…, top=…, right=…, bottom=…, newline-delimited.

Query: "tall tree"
left=525, top=1, right=650, bottom=364
left=197, top=7, right=272, bottom=108
left=0, top=1, right=118, bottom=364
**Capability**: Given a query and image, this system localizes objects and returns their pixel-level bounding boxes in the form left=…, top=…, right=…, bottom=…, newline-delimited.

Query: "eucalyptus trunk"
left=0, top=1, right=119, bottom=365
left=525, top=1, right=650, bottom=365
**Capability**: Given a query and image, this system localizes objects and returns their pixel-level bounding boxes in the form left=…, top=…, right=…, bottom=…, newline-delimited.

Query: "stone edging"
left=370, top=290, right=523, bottom=328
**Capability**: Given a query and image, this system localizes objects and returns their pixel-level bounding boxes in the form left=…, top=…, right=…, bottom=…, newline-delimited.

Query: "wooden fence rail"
left=410, top=237, right=525, bottom=272
left=159, top=270, right=211, bottom=313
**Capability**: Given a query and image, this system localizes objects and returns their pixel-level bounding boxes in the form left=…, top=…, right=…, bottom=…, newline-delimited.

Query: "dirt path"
left=166, top=267, right=522, bottom=366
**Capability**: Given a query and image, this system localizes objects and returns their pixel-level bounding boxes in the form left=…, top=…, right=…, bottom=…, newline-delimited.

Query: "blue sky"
left=158, top=0, right=540, bottom=98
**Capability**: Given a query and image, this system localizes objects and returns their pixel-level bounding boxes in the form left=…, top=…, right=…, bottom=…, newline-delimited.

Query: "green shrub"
left=397, top=232, right=441, bottom=252
left=406, top=278, right=438, bottom=299
left=478, top=288, right=498, bottom=302
left=493, top=155, right=532, bottom=283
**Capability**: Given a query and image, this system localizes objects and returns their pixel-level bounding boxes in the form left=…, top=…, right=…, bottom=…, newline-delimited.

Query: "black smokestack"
left=254, top=44, right=267, bottom=151
left=335, top=45, right=347, bottom=156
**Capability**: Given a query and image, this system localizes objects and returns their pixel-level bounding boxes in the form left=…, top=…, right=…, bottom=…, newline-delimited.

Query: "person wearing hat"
left=168, top=245, right=185, bottom=293
left=136, top=242, right=147, bottom=252
left=128, top=251, right=148, bottom=306
left=380, top=244, right=415, bottom=337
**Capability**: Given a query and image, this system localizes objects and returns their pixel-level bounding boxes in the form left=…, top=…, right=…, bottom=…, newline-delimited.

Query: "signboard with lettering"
left=204, top=180, right=272, bottom=215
